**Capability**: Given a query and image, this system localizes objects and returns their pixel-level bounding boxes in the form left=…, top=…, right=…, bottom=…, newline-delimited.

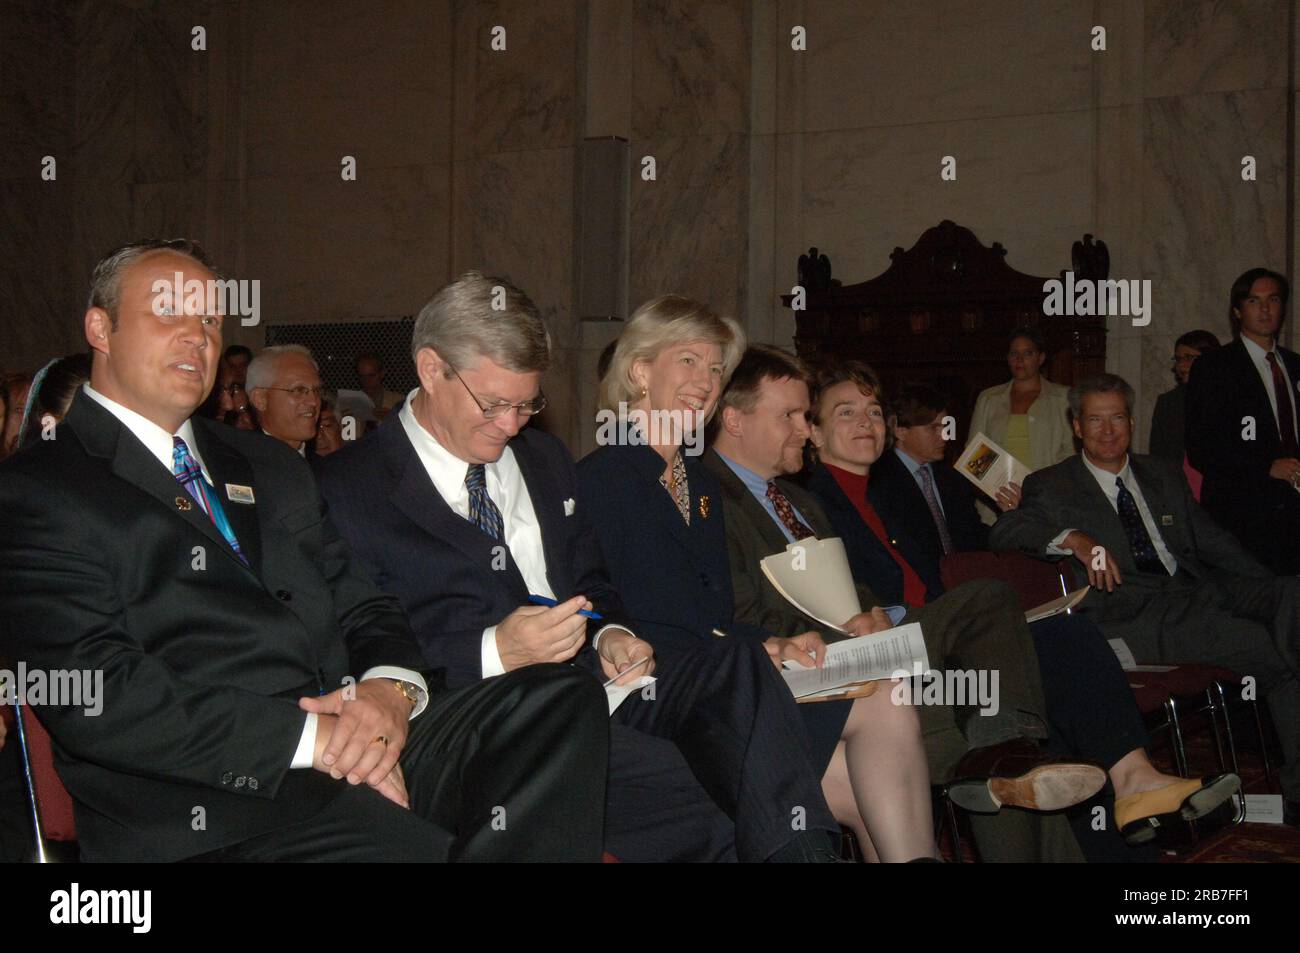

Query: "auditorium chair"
left=3, top=703, right=77, bottom=861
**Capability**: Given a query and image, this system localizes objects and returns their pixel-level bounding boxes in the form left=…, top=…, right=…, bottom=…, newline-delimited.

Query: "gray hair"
left=411, top=271, right=551, bottom=373
left=246, top=344, right=318, bottom=391
left=87, top=239, right=216, bottom=330
left=1068, top=372, right=1135, bottom=419
left=599, top=295, right=746, bottom=413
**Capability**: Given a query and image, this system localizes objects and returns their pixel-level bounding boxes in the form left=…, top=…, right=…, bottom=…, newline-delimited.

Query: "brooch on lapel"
left=1161, top=515, right=1173, bottom=525
left=174, top=496, right=193, bottom=512
left=698, top=495, right=711, bottom=519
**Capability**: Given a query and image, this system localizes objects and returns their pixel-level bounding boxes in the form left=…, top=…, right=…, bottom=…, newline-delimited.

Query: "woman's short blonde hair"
left=598, top=295, right=746, bottom=414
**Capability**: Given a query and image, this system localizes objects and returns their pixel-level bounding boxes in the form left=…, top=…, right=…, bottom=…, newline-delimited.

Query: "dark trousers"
left=1032, top=614, right=1148, bottom=770
left=607, top=637, right=837, bottom=862
left=206, top=664, right=609, bottom=862
left=1102, top=572, right=1300, bottom=800
left=907, top=579, right=1049, bottom=748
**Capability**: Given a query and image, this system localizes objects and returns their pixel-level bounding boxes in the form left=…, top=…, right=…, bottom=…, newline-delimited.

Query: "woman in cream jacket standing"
left=969, top=326, right=1075, bottom=511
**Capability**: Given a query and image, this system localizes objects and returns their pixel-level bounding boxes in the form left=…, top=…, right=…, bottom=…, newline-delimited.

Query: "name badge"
left=226, top=484, right=256, bottom=505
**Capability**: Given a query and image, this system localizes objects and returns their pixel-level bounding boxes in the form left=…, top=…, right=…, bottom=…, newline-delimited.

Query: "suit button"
left=276, top=590, right=292, bottom=602
left=234, top=776, right=246, bottom=788
left=221, top=772, right=233, bottom=785
left=248, top=777, right=259, bottom=791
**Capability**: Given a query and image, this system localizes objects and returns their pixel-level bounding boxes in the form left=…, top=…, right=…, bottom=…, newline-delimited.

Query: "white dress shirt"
left=398, top=392, right=631, bottom=675
left=82, top=384, right=427, bottom=771
left=1241, top=335, right=1299, bottom=442
left=1048, top=452, right=1179, bottom=576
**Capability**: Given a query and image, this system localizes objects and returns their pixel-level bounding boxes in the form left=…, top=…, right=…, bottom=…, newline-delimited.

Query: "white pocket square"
left=563, top=498, right=576, bottom=516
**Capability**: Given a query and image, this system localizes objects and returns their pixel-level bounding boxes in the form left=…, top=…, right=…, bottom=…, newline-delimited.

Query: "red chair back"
left=939, top=550, right=1074, bottom=612
left=16, top=707, right=78, bottom=842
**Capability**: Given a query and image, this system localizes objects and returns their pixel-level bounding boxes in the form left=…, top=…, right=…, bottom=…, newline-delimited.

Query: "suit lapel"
left=707, top=450, right=790, bottom=554
left=66, top=395, right=259, bottom=576
left=384, top=423, right=530, bottom=602
left=1229, top=339, right=1283, bottom=446
left=1065, top=455, right=1136, bottom=570
left=191, top=421, right=264, bottom=577
left=1128, top=456, right=1181, bottom=555
left=621, top=444, right=703, bottom=560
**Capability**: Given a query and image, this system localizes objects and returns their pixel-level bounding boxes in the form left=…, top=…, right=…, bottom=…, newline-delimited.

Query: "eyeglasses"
left=1170, top=355, right=1198, bottom=366
left=265, top=385, right=325, bottom=400
left=448, top=365, right=546, bottom=419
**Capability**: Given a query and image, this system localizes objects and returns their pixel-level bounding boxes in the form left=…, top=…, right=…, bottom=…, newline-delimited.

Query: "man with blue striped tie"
left=0, top=239, right=610, bottom=862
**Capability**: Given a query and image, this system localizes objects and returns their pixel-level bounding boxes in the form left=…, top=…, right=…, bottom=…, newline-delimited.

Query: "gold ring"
left=374, top=735, right=389, bottom=747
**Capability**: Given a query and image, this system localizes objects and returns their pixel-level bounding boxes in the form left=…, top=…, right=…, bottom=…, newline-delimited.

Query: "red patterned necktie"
left=766, top=481, right=815, bottom=541
left=1266, top=351, right=1298, bottom=457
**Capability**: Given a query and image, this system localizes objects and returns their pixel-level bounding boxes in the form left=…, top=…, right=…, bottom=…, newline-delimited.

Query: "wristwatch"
left=391, top=679, right=420, bottom=712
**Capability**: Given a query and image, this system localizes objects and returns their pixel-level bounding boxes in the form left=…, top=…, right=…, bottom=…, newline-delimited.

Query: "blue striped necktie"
left=465, top=463, right=504, bottom=540
left=172, top=436, right=248, bottom=565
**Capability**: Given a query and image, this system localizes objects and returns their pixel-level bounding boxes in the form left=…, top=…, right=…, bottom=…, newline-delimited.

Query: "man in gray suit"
left=990, top=373, right=1300, bottom=823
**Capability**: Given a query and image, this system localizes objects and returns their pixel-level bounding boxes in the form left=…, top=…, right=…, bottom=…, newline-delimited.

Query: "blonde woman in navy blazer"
left=578, top=296, right=939, bottom=862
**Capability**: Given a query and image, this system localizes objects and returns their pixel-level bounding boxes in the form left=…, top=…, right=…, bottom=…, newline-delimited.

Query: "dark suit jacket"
left=1148, top=384, right=1186, bottom=463
left=988, top=452, right=1268, bottom=627
left=864, top=449, right=988, bottom=569
left=576, top=444, right=770, bottom=656
left=703, top=450, right=882, bottom=638
left=318, top=417, right=627, bottom=686
left=0, top=392, right=429, bottom=861
left=1185, top=337, right=1300, bottom=570
left=798, top=461, right=943, bottom=606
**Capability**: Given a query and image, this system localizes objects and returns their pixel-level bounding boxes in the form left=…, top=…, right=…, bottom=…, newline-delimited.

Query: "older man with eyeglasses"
left=317, top=271, right=848, bottom=863
left=246, top=345, right=324, bottom=455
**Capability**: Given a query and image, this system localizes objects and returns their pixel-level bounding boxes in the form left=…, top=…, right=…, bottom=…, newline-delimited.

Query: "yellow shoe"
left=1114, top=774, right=1241, bottom=845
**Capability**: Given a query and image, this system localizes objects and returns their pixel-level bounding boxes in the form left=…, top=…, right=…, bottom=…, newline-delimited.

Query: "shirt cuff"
left=1047, top=529, right=1077, bottom=556
left=591, top=624, right=635, bottom=653
left=359, top=667, right=429, bottom=719
left=290, top=713, right=317, bottom=769
left=481, top=626, right=506, bottom=678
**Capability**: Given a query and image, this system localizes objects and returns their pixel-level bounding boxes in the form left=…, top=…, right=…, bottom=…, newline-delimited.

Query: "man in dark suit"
left=0, top=240, right=610, bottom=862
left=706, top=346, right=1109, bottom=862
left=318, top=272, right=842, bottom=863
left=869, top=383, right=990, bottom=575
left=991, top=372, right=1300, bottom=821
left=1186, top=268, right=1300, bottom=574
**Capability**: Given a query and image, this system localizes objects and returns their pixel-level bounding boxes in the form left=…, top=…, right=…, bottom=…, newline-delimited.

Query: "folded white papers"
left=759, top=536, right=862, bottom=634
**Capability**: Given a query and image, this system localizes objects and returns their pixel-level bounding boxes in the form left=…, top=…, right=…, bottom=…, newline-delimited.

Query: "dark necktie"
left=172, top=436, right=247, bottom=565
left=766, top=481, right=815, bottom=541
left=1115, top=476, right=1166, bottom=575
left=1266, top=351, right=1298, bottom=457
left=918, top=465, right=954, bottom=555
left=465, top=463, right=504, bottom=540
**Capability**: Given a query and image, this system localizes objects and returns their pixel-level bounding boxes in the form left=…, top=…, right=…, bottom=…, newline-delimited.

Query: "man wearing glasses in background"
left=317, top=271, right=848, bottom=863
left=246, top=344, right=325, bottom=455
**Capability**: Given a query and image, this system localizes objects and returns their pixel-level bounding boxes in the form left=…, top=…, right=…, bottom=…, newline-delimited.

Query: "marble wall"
left=3, top=0, right=1298, bottom=455
left=752, top=0, right=1295, bottom=450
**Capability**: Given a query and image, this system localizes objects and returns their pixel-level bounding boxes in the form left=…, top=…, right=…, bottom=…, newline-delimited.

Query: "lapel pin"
left=698, top=495, right=711, bottom=519
left=563, top=498, right=576, bottom=516
left=1161, top=515, right=1173, bottom=525
left=226, top=484, right=255, bottom=504
left=175, top=496, right=193, bottom=512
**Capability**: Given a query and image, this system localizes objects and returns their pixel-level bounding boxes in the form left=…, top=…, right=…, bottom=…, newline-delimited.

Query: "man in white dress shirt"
left=0, top=240, right=609, bottom=861
left=990, top=372, right=1300, bottom=825
left=246, top=344, right=322, bottom=457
